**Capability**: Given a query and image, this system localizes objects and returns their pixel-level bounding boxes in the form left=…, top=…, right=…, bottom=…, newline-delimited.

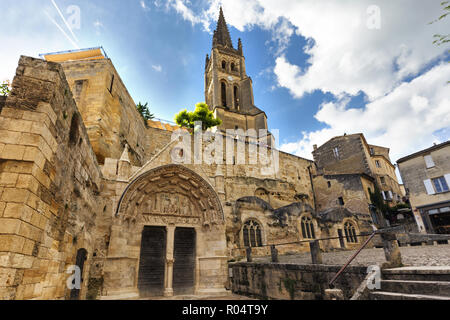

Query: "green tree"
left=136, top=102, right=155, bottom=123
left=430, top=1, right=449, bottom=46
left=369, top=184, right=390, bottom=220
left=0, top=80, right=11, bottom=96
left=174, top=102, right=222, bottom=131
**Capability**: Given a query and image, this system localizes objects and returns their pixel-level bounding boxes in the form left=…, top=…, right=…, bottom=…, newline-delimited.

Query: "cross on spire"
left=213, top=7, right=233, bottom=48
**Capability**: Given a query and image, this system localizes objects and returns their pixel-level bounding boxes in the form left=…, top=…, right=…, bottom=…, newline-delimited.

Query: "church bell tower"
left=205, top=7, right=269, bottom=134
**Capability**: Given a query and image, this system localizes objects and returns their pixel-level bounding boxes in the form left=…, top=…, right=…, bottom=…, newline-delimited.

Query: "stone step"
left=382, top=267, right=450, bottom=282
left=370, top=291, right=450, bottom=300
left=380, top=280, right=450, bottom=296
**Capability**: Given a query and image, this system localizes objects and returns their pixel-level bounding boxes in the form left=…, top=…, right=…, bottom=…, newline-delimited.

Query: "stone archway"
left=102, top=165, right=228, bottom=299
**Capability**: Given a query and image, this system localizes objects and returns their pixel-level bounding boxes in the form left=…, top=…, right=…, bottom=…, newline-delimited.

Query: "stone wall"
left=313, top=134, right=370, bottom=175
left=313, top=174, right=374, bottom=215
left=230, top=262, right=367, bottom=300
left=60, top=59, right=149, bottom=166
left=0, top=56, right=106, bottom=300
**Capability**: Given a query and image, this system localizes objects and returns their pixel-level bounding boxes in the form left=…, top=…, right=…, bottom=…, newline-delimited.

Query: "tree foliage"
left=0, top=80, right=11, bottom=96
left=174, top=102, right=222, bottom=131
left=430, top=1, right=449, bottom=46
left=136, top=102, right=155, bottom=124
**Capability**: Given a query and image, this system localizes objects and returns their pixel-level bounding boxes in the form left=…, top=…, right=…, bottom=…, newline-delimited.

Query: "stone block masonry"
left=230, top=262, right=367, bottom=300
left=0, top=56, right=106, bottom=300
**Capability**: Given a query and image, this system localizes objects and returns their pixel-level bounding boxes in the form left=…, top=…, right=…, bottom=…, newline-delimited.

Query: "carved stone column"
left=164, top=225, right=175, bottom=297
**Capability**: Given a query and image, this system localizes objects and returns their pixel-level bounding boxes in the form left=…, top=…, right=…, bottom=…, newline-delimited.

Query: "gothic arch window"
left=300, top=215, right=316, bottom=239
left=344, top=221, right=358, bottom=243
left=242, top=220, right=263, bottom=248
left=221, top=81, right=227, bottom=107
left=222, top=60, right=227, bottom=70
left=231, top=62, right=236, bottom=71
left=234, top=85, right=239, bottom=109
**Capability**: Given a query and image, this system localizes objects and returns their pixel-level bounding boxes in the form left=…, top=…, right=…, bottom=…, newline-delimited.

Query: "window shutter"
left=424, top=179, right=435, bottom=195
left=445, top=174, right=450, bottom=188
left=424, top=155, right=435, bottom=168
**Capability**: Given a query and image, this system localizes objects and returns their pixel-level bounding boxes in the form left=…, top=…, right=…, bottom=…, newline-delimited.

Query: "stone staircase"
left=370, top=267, right=450, bottom=300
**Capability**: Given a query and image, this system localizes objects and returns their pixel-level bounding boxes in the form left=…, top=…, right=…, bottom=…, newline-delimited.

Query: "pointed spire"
left=213, top=6, right=233, bottom=48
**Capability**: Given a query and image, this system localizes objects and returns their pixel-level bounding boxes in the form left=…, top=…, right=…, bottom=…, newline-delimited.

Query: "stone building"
left=397, top=141, right=450, bottom=234
left=204, top=8, right=271, bottom=145
left=313, top=133, right=404, bottom=207
left=0, top=10, right=378, bottom=300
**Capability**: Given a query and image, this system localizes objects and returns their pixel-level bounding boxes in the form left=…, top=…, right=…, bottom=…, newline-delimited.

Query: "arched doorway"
left=102, top=165, right=228, bottom=299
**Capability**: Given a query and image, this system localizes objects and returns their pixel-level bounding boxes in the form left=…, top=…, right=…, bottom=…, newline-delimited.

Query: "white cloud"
left=167, top=0, right=449, bottom=166
left=152, top=64, right=162, bottom=72
left=280, top=63, right=450, bottom=163
left=140, top=1, right=150, bottom=12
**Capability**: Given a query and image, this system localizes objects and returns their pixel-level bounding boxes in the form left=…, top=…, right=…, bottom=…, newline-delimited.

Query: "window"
left=221, top=82, right=227, bottom=107
left=243, top=220, right=263, bottom=248
left=424, top=155, right=435, bottom=168
left=234, top=86, right=239, bottom=109
left=222, top=61, right=226, bottom=70
left=301, top=216, right=316, bottom=239
left=333, top=147, right=340, bottom=159
left=231, top=62, right=236, bottom=71
left=108, top=74, right=114, bottom=93
left=380, top=176, right=386, bottom=185
left=432, top=177, right=449, bottom=193
left=344, top=222, right=358, bottom=243
left=370, top=148, right=375, bottom=155
left=327, top=181, right=332, bottom=188
left=338, top=197, right=345, bottom=206
left=375, top=160, right=381, bottom=168
left=381, top=190, right=392, bottom=201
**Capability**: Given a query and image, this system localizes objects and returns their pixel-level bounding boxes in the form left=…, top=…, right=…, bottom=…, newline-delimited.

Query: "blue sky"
left=1, top=0, right=449, bottom=164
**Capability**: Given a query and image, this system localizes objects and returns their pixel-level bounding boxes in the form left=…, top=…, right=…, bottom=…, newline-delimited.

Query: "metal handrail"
left=328, top=225, right=407, bottom=288
left=328, top=232, right=376, bottom=288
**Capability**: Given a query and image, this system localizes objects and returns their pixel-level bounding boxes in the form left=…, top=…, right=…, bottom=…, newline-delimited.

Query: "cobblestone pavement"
left=253, top=244, right=450, bottom=267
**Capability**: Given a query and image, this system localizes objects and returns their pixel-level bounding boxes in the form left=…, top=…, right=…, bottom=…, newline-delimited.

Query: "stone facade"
left=397, top=141, right=450, bottom=234
left=0, top=12, right=385, bottom=300
left=0, top=56, right=105, bottom=300
left=313, top=133, right=404, bottom=207
left=205, top=8, right=269, bottom=140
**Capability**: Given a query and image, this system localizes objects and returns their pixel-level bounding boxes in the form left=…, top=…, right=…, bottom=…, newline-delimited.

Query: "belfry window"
left=234, top=86, right=239, bottom=109
left=243, top=220, right=263, bottom=248
left=231, top=63, right=236, bottom=71
left=344, top=222, right=358, bottom=243
left=301, top=216, right=316, bottom=239
left=221, top=82, right=227, bottom=107
left=222, top=61, right=226, bottom=70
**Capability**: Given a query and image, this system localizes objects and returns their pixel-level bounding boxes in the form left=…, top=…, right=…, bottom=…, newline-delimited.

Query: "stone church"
left=0, top=9, right=390, bottom=300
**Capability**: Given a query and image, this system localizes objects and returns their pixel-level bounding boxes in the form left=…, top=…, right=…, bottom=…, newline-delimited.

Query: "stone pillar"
left=381, top=233, right=403, bottom=268
left=164, top=225, right=175, bottom=297
left=270, top=245, right=279, bottom=263
left=117, top=144, right=131, bottom=180
left=246, top=247, right=252, bottom=262
left=309, top=241, right=323, bottom=264
left=215, top=166, right=226, bottom=203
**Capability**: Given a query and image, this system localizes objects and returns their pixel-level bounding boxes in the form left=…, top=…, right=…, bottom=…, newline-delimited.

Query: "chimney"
left=313, top=144, right=318, bottom=151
